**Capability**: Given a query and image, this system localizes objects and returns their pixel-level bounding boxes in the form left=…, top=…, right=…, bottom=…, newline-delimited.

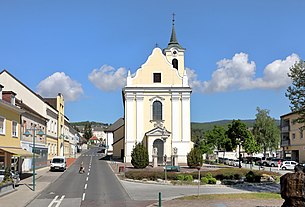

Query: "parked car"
left=50, top=156, right=67, bottom=171
left=256, top=157, right=272, bottom=166
left=228, top=159, right=234, bottom=166
left=268, top=158, right=285, bottom=167
left=232, top=159, right=240, bottom=167
left=0, top=169, right=20, bottom=184
left=281, top=161, right=298, bottom=170
left=223, top=158, right=229, bottom=165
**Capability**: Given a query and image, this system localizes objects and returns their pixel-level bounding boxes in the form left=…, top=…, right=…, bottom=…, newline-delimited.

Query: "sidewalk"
left=0, top=153, right=81, bottom=207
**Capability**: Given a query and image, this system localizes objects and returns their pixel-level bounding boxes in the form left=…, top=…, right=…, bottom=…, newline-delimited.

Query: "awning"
left=0, top=148, right=39, bottom=157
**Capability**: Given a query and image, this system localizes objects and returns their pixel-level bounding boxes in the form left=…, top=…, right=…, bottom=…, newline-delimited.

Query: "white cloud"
left=187, top=53, right=300, bottom=93
left=88, top=65, right=127, bottom=91
left=37, top=72, right=84, bottom=101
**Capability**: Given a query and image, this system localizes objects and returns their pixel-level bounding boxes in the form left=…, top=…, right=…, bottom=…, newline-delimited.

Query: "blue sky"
left=1, top=1, right=304, bottom=124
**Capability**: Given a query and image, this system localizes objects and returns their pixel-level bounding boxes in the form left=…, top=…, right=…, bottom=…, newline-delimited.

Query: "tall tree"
left=252, top=107, right=280, bottom=157
left=201, top=125, right=230, bottom=161
left=83, top=122, right=93, bottom=140
left=286, top=60, right=305, bottom=125
left=243, top=131, right=260, bottom=155
left=226, top=120, right=251, bottom=168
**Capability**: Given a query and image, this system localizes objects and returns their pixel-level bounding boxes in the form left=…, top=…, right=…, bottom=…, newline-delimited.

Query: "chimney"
left=0, top=84, right=3, bottom=100
left=2, top=91, right=17, bottom=105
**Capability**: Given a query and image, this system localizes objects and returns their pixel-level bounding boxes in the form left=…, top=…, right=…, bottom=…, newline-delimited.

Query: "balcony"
left=281, top=126, right=289, bottom=133
left=281, top=139, right=290, bottom=147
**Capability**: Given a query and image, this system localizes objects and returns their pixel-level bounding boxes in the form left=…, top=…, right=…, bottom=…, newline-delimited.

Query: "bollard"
left=159, top=192, right=162, bottom=207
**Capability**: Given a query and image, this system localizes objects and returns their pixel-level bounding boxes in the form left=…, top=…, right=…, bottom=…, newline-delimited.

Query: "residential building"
left=0, top=87, right=30, bottom=173
left=120, top=20, right=193, bottom=165
left=0, top=70, right=59, bottom=161
left=108, top=118, right=124, bottom=159
left=16, top=99, right=48, bottom=171
left=281, top=111, right=305, bottom=162
left=44, top=93, right=66, bottom=157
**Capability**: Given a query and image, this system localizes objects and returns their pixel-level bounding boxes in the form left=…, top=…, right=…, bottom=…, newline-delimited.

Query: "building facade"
left=281, top=111, right=305, bottom=163
left=122, top=21, right=193, bottom=164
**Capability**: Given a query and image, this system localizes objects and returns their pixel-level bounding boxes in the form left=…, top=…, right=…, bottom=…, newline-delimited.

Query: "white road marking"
left=82, top=193, right=86, bottom=201
left=87, top=172, right=90, bottom=176
left=84, top=184, right=87, bottom=189
left=48, top=195, right=65, bottom=207
left=86, top=177, right=89, bottom=181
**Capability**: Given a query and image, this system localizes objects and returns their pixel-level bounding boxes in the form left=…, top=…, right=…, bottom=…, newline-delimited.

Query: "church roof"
left=165, top=15, right=184, bottom=50
left=145, top=126, right=171, bottom=136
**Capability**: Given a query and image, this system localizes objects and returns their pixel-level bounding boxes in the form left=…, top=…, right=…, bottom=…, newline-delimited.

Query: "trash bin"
left=119, top=166, right=125, bottom=172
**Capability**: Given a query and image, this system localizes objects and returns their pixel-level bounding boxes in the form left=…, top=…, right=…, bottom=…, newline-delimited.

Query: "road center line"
left=84, top=184, right=87, bottom=189
left=82, top=193, right=86, bottom=201
left=86, top=177, right=89, bottom=181
left=87, top=172, right=90, bottom=176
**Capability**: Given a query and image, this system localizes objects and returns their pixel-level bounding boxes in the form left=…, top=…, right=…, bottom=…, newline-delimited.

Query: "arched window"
left=153, top=101, right=162, bottom=120
left=172, top=58, right=178, bottom=70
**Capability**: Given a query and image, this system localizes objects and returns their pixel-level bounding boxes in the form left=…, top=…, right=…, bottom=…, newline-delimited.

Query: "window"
left=12, top=121, right=18, bottom=137
left=292, top=133, right=296, bottom=139
left=301, top=130, right=304, bottom=139
left=172, top=58, right=178, bottom=69
left=153, top=73, right=161, bottom=83
left=153, top=101, right=162, bottom=120
left=0, top=117, right=5, bottom=135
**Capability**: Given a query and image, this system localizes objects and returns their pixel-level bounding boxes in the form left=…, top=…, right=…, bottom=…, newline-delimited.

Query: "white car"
left=50, top=156, right=67, bottom=171
left=281, top=161, right=298, bottom=170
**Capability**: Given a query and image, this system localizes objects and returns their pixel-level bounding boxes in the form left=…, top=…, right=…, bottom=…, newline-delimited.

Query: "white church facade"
left=121, top=20, right=193, bottom=165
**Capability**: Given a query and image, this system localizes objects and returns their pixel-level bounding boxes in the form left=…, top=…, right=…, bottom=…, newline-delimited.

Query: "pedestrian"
left=278, top=159, right=281, bottom=171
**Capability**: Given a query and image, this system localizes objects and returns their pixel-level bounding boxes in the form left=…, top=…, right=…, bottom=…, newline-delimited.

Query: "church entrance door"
left=153, top=139, right=164, bottom=164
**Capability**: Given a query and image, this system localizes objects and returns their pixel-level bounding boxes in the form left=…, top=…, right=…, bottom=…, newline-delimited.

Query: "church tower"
left=121, top=16, right=193, bottom=165
left=163, top=14, right=185, bottom=78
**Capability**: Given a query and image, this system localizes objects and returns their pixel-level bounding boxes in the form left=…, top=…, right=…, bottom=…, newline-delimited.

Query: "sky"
left=0, top=0, right=304, bottom=124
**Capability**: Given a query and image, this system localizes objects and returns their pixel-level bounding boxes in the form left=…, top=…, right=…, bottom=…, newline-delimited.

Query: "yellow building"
left=121, top=19, right=193, bottom=165
left=45, top=93, right=67, bottom=157
left=281, top=111, right=305, bottom=162
left=0, top=87, right=32, bottom=171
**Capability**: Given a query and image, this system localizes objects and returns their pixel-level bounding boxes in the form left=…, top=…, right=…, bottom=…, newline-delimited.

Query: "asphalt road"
left=27, top=148, right=155, bottom=207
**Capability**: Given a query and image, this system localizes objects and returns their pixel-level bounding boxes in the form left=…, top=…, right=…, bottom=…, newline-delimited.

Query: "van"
left=50, top=156, right=66, bottom=171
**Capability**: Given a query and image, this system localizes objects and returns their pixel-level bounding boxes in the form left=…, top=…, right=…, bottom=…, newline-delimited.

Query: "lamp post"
left=23, top=127, right=45, bottom=191
left=197, top=165, right=201, bottom=197
left=164, top=154, right=167, bottom=182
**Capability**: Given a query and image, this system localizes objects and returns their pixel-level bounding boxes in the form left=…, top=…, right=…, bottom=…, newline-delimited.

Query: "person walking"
left=278, top=159, right=282, bottom=171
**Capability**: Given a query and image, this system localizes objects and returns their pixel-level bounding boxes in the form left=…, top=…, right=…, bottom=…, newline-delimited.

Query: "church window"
left=153, top=73, right=161, bottom=83
left=153, top=101, right=162, bottom=120
left=172, top=58, right=178, bottom=70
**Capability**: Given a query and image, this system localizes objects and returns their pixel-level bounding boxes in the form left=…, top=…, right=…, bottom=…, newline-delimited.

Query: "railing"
left=281, top=126, right=289, bottom=133
left=281, top=139, right=290, bottom=146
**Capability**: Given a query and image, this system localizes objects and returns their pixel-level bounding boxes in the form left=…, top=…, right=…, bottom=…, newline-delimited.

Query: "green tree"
left=187, top=147, right=203, bottom=168
left=286, top=60, right=305, bottom=125
left=199, top=126, right=230, bottom=160
left=83, top=122, right=93, bottom=141
left=131, top=142, right=149, bottom=169
left=243, top=131, right=260, bottom=155
left=252, top=107, right=280, bottom=156
left=226, top=120, right=252, bottom=168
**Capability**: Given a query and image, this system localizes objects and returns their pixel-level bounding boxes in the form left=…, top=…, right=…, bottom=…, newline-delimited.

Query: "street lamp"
left=23, top=127, right=45, bottom=191
left=197, top=165, right=201, bottom=197
left=60, top=134, right=65, bottom=157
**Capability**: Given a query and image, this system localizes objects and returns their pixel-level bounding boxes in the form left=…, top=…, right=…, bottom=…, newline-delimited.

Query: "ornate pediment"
left=145, top=126, right=171, bottom=137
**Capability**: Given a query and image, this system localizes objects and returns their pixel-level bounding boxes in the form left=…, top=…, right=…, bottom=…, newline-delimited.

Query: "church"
left=113, top=19, right=193, bottom=165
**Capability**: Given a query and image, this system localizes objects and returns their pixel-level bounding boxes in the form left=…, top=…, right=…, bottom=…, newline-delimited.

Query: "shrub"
left=208, top=177, right=217, bottom=184
left=205, top=172, right=213, bottom=179
left=187, top=148, right=203, bottom=168
left=245, top=171, right=261, bottom=183
left=176, top=174, right=185, bottom=181
left=184, top=175, right=193, bottom=182
left=131, top=142, right=149, bottom=169
left=201, top=177, right=208, bottom=184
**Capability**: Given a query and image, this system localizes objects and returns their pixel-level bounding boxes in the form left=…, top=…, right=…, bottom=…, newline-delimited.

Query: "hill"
left=191, top=119, right=280, bottom=132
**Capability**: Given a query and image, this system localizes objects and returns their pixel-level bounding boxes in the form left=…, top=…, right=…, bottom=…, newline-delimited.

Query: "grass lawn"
left=177, top=192, right=282, bottom=200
